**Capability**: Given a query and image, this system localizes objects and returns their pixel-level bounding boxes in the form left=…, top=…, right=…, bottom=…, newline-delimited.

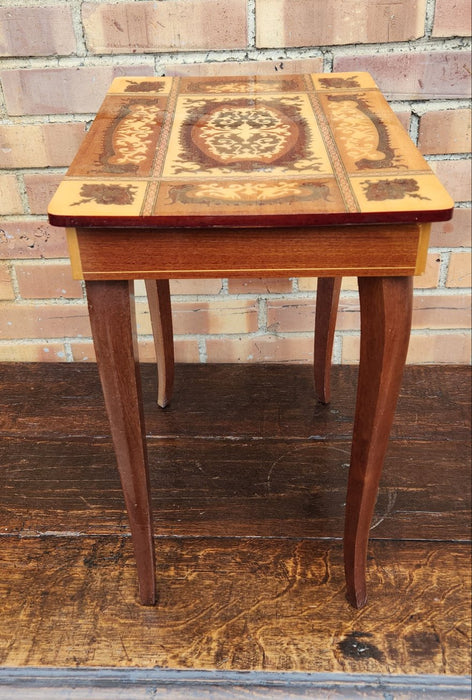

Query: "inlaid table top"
left=48, top=72, right=453, bottom=230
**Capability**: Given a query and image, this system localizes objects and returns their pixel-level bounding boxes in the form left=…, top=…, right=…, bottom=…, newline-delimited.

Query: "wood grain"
left=73, top=225, right=423, bottom=280
left=0, top=437, right=469, bottom=541
left=0, top=536, right=469, bottom=674
left=0, top=364, right=469, bottom=442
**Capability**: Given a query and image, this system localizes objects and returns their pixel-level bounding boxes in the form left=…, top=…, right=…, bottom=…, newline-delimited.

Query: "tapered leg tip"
left=314, top=380, right=330, bottom=405
left=346, top=588, right=368, bottom=609
left=157, top=395, right=170, bottom=409
left=137, top=579, right=157, bottom=606
left=139, top=591, right=157, bottom=606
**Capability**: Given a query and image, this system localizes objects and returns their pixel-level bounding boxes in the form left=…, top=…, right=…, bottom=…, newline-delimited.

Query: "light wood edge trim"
left=66, top=228, right=84, bottom=280
left=415, top=223, right=431, bottom=276
left=82, top=266, right=416, bottom=280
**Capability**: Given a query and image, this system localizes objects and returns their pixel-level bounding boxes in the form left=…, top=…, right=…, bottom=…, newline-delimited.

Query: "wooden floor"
left=0, top=363, right=470, bottom=698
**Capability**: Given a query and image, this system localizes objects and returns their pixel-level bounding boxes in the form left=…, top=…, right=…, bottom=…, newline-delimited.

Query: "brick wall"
left=0, top=0, right=470, bottom=364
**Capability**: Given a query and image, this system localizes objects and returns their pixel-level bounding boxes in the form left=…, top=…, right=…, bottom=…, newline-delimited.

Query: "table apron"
left=68, top=223, right=430, bottom=281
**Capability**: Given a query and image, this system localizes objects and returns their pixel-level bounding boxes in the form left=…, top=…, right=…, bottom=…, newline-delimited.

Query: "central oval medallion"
left=191, top=103, right=300, bottom=166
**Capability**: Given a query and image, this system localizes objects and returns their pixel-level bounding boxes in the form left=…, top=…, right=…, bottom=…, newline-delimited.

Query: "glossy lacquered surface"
left=48, top=72, right=454, bottom=229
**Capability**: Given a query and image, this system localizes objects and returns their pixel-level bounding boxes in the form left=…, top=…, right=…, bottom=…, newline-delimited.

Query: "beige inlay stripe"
left=141, top=77, right=181, bottom=216
left=308, top=93, right=359, bottom=213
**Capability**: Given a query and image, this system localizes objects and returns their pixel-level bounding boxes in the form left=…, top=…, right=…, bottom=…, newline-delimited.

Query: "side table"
left=48, top=72, right=453, bottom=608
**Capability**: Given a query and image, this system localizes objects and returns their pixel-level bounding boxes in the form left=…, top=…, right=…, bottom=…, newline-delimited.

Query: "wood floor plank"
left=0, top=364, right=470, bottom=442
left=0, top=363, right=470, bottom=680
left=0, top=536, right=469, bottom=675
left=0, top=437, right=469, bottom=541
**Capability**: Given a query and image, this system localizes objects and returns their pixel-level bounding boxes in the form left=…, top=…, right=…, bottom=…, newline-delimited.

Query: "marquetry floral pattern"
left=168, top=180, right=331, bottom=206
left=124, top=80, right=165, bottom=93
left=101, top=102, right=162, bottom=173
left=196, top=106, right=294, bottom=163
left=181, top=76, right=304, bottom=95
left=188, top=79, right=301, bottom=94
left=325, top=95, right=397, bottom=170
left=171, top=96, right=323, bottom=175
left=362, top=178, right=430, bottom=201
left=71, top=183, right=138, bottom=207
left=318, top=76, right=361, bottom=90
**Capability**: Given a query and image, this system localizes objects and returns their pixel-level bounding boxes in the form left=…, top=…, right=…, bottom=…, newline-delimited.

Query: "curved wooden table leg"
left=314, top=276, right=342, bottom=404
left=86, top=280, right=156, bottom=605
left=344, top=276, right=413, bottom=608
left=145, top=279, right=175, bottom=409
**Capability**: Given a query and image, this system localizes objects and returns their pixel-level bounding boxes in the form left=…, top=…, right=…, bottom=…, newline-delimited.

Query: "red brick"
left=137, top=299, right=259, bottom=336
left=15, top=262, right=83, bottom=299
left=0, top=123, right=86, bottom=169
left=267, top=297, right=360, bottom=332
left=327, top=298, right=360, bottom=331
left=139, top=338, right=200, bottom=363
left=429, top=160, right=471, bottom=203
left=0, top=220, right=68, bottom=260
left=0, top=262, right=14, bottom=300
left=0, top=303, right=90, bottom=340
left=432, top=0, right=472, bottom=37
left=228, top=278, right=293, bottom=294
left=1, top=65, right=154, bottom=116
left=394, top=111, right=411, bottom=133
left=407, top=333, right=471, bottom=363
left=170, top=279, right=224, bottom=295
left=165, top=58, right=324, bottom=76
left=298, top=277, right=360, bottom=292
left=342, top=331, right=472, bottom=364
left=256, top=0, right=427, bottom=48
left=412, top=294, right=471, bottom=329
left=269, top=293, right=472, bottom=360
left=414, top=253, right=441, bottom=289
left=0, top=6, right=76, bottom=57
left=169, top=299, right=258, bottom=335
left=134, top=279, right=223, bottom=296
left=0, top=174, right=22, bottom=215
left=69, top=341, right=95, bottom=362
left=266, top=299, right=315, bottom=332
left=446, top=253, right=472, bottom=288
left=206, top=334, right=314, bottom=363
left=83, top=0, right=247, bottom=54
left=70, top=338, right=200, bottom=363
left=341, top=334, right=360, bottom=364
left=340, top=278, right=358, bottom=292
left=418, top=109, right=472, bottom=155
left=430, top=208, right=471, bottom=248
left=334, top=51, right=471, bottom=100
left=297, top=278, right=317, bottom=292
left=23, top=174, right=64, bottom=216
left=0, top=342, right=67, bottom=362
